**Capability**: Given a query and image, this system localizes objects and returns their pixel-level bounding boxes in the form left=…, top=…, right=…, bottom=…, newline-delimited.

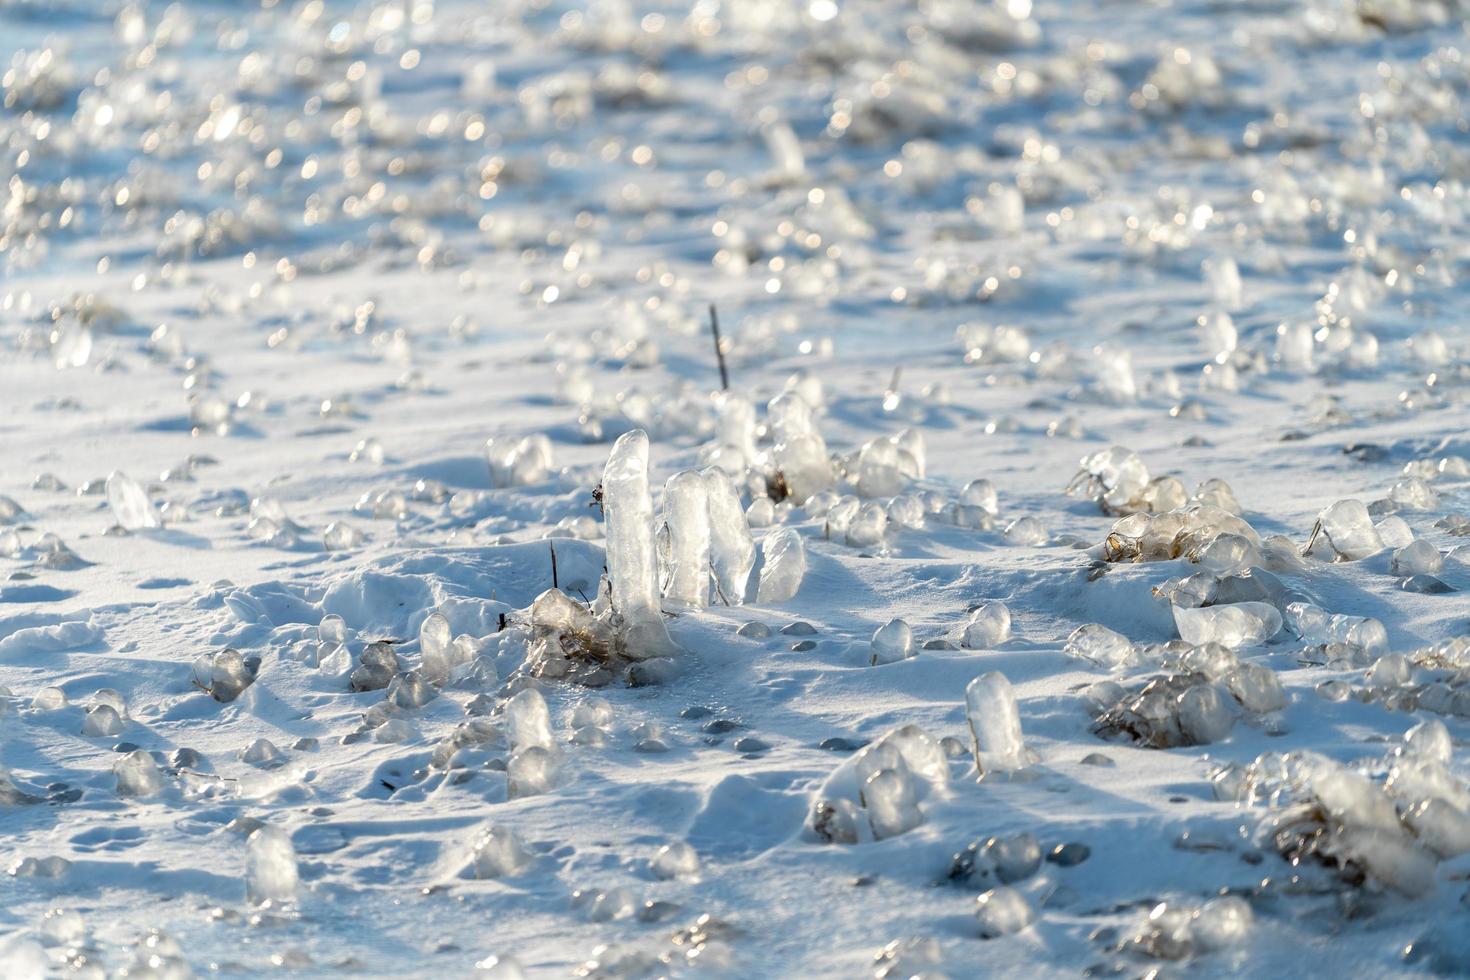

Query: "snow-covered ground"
left=4, top=0, right=1470, bottom=975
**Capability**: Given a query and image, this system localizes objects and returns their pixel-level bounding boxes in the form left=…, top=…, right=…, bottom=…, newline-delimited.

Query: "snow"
left=5, top=0, right=1470, bottom=974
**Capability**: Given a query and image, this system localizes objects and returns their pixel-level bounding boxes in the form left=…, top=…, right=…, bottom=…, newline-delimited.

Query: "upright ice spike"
left=662, top=470, right=710, bottom=607
left=602, top=429, right=679, bottom=658
left=703, top=467, right=754, bottom=604
left=965, top=672, right=1028, bottom=775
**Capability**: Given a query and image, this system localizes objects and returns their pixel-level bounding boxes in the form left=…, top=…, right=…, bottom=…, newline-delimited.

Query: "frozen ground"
left=4, top=0, right=1470, bottom=976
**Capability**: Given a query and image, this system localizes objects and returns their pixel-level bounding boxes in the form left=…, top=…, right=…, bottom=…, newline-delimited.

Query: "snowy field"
left=4, top=0, right=1470, bottom=975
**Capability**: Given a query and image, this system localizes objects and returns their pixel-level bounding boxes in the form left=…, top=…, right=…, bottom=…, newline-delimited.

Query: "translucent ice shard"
left=508, top=746, right=559, bottom=798
left=418, top=612, right=455, bottom=686
left=773, top=434, right=832, bottom=504
left=965, top=672, right=1028, bottom=775
left=1172, top=602, right=1281, bottom=648
left=756, top=528, right=806, bottom=603
left=855, top=438, right=904, bottom=499
left=246, top=826, right=299, bottom=906
left=105, top=471, right=160, bottom=530
left=602, top=430, right=678, bottom=657
left=1392, top=540, right=1443, bottom=576
left=505, top=688, right=554, bottom=752
left=703, top=468, right=754, bottom=604
left=662, top=470, right=710, bottom=607
left=763, top=119, right=805, bottom=180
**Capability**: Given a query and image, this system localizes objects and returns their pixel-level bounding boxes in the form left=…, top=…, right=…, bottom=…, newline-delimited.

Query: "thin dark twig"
left=709, top=303, right=730, bottom=391
left=550, top=542, right=559, bottom=590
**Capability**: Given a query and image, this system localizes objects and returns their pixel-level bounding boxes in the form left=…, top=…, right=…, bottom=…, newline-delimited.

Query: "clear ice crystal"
left=1172, top=601, right=1282, bottom=649
left=114, top=750, right=164, bottom=797
left=651, top=842, right=700, bottom=880
left=1310, top=499, right=1383, bottom=561
left=961, top=601, right=1011, bottom=649
left=505, top=688, right=554, bottom=752
left=105, top=471, right=160, bottom=530
left=870, top=619, right=915, bottom=665
left=965, top=672, right=1028, bottom=775
left=470, top=824, right=532, bottom=879
left=704, top=468, right=754, bottom=604
left=975, top=886, right=1035, bottom=938
left=1065, top=624, right=1135, bottom=670
left=246, top=826, right=299, bottom=906
left=861, top=768, right=923, bottom=839
left=602, top=430, right=678, bottom=657
left=756, top=528, right=806, bottom=603
left=662, top=470, right=710, bottom=607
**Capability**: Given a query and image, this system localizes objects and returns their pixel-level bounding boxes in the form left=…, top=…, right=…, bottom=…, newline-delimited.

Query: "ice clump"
left=1173, top=602, right=1282, bottom=649
left=245, top=826, right=299, bottom=906
left=862, top=768, right=923, bottom=839
left=809, top=724, right=947, bottom=843
left=105, top=471, right=160, bottom=530
left=1284, top=602, right=1388, bottom=665
left=1308, top=499, right=1383, bottom=560
left=323, top=521, right=365, bottom=550
left=350, top=642, right=400, bottom=692
left=508, top=746, right=559, bottom=798
left=82, top=704, right=124, bottom=737
left=965, top=672, right=1029, bottom=775
left=975, top=887, right=1035, bottom=938
left=1002, top=516, right=1047, bottom=546
left=960, top=601, right=1011, bottom=649
left=1114, top=897, right=1253, bottom=960
left=1098, top=504, right=1261, bottom=565
left=651, top=842, right=700, bottom=880
left=870, top=619, right=915, bottom=665
left=469, top=824, right=532, bottom=879
left=486, top=434, right=554, bottom=488
left=603, top=430, right=679, bottom=659
left=1065, top=624, right=1136, bottom=670
left=756, top=528, right=806, bottom=603
left=950, top=832, right=1043, bottom=888
left=192, top=648, right=257, bottom=702
left=417, top=613, right=456, bottom=686
left=1093, top=662, right=1284, bottom=748
left=1068, top=446, right=1152, bottom=513
left=1392, top=540, right=1442, bottom=577
left=114, top=751, right=164, bottom=797
left=1215, top=747, right=1459, bottom=896
left=505, top=688, right=554, bottom=752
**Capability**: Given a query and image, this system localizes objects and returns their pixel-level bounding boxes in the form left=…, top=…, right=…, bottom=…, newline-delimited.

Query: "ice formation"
left=245, top=826, right=300, bottom=906
left=470, top=825, right=532, bottom=879
left=105, top=471, right=160, bottom=530
left=965, top=672, right=1029, bottom=775
left=870, top=618, right=915, bottom=665
left=601, top=430, right=679, bottom=659
left=701, top=468, right=755, bottom=606
left=661, top=470, right=710, bottom=607
left=755, top=528, right=806, bottom=603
